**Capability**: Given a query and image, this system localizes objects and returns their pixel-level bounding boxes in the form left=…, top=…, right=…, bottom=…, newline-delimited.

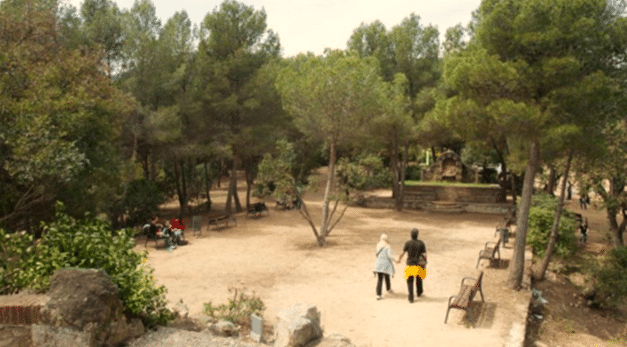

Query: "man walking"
left=397, top=228, right=427, bottom=303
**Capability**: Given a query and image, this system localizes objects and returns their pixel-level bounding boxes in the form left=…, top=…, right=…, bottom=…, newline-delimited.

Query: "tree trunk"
left=534, top=151, right=573, bottom=281
left=507, top=140, right=540, bottom=289
left=546, top=165, right=557, bottom=196
left=511, top=173, right=517, bottom=206
left=397, top=139, right=409, bottom=212
left=391, top=131, right=400, bottom=204
left=430, top=147, right=436, bottom=166
left=150, top=152, right=156, bottom=181
left=226, top=150, right=243, bottom=214
left=203, top=162, right=212, bottom=212
left=319, top=135, right=338, bottom=246
left=217, top=158, right=223, bottom=188
left=178, top=159, right=188, bottom=220
left=245, top=167, right=254, bottom=210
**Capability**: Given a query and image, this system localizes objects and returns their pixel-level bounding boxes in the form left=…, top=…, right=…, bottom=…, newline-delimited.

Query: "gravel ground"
left=127, top=326, right=268, bottom=347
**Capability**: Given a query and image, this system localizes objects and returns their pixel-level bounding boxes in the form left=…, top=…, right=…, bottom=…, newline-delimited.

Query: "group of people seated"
left=146, top=217, right=184, bottom=251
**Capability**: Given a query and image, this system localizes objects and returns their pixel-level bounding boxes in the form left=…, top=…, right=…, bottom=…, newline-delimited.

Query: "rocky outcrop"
left=274, top=303, right=323, bottom=347
left=36, top=268, right=144, bottom=347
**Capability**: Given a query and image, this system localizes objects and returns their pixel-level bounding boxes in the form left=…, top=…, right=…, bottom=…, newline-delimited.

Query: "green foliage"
left=254, top=139, right=302, bottom=204
left=526, top=194, right=577, bottom=259
left=122, top=179, right=165, bottom=227
left=0, top=201, right=173, bottom=327
left=336, top=155, right=391, bottom=191
left=202, top=286, right=265, bottom=328
left=585, top=246, right=627, bottom=308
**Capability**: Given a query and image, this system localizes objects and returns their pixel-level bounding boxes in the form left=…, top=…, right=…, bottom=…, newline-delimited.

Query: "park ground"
left=133, top=169, right=627, bottom=347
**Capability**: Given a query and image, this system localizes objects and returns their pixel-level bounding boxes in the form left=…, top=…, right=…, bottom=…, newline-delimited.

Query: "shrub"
left=526, top=193, right=577, bottom=259
left=122, top=178, right=165, bottom=227
left=0, top=201, right=173, bottom=327
left=585, top=246, right=627, bottom=308
left=202, top=286, right=265, bottom=328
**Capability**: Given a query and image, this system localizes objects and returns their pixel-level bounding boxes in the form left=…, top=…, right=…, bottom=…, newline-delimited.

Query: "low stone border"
left=360, top=196, right=515, bottom=215
left=505, top=247, right=534, bottom=347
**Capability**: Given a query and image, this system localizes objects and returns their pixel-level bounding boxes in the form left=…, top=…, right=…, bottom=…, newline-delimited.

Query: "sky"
left=63, top=0, right=483, bottom=58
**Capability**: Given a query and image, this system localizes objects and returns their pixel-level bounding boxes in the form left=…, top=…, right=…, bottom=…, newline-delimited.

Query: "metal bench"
left=444, top=271, right=485, bottom=325
left=476, top=237, right=501, bottom=268
left=208, top=214, right=237, bottom=230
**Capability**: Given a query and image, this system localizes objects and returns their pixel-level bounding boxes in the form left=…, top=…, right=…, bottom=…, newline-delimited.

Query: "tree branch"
left=297, top=200, right=320, bottom=238
left=327, top=199, right=339, bottom=226
left=327, top=204, right=349, bottom=235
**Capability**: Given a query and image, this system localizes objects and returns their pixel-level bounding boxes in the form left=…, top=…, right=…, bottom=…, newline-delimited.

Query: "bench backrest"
left=469, top=271, right=484, bottom=300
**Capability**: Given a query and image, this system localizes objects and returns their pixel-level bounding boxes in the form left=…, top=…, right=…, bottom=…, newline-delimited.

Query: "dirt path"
left=135, top=169, right=528, bottom=347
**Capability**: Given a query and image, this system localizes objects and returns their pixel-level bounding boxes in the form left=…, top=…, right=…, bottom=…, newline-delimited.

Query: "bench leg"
left=476, top=252, right=482, bottom=269
left=445, top=307, right=452, bottom=324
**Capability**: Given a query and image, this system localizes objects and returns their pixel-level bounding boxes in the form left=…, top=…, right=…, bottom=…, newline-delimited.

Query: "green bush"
left=585, top=246, right=627, bottom=308
left=202, top=287, right=265, bottom=328
left=526, top=194, right=577, bottom=259
left=0, top=201, right=173, bottom=327
left=336, top=154, right=390, bottom=192
left=123, top=179, right=164, bottom=227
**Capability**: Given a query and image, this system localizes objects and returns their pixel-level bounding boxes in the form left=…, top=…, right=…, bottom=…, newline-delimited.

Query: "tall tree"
left=198, top=0, right=280, bottom=214
left=276, top=49, right=384, bottom=246
left=0, top=0, right=135, bottom=231
left=444, top=0, right=627, bottom=289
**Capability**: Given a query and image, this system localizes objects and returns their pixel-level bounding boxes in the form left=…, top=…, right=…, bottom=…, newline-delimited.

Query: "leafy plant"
left=585, top=246, right=627, bottom=308
left=122, top=178, right=165, bottom=227
left=526, top=194, right=577, bottom=259
left=0, top=201, right=173, bottom=327
left=202, top=286, right=265, bottom=328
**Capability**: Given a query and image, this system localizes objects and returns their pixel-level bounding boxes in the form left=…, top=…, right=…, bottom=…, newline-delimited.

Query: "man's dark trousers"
left=407, top=275, right=423, bottom=302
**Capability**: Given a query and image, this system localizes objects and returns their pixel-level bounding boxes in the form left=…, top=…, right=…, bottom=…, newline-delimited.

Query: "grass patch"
left=404, top=180, right=499, bottom=188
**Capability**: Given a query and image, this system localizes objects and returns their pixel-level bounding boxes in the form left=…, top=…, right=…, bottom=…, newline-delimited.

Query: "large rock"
left=0, top=325, right=31, bottom=347
left=38, top=268, right=144, bottom=347
left=274, top=303, right=323, bottom=347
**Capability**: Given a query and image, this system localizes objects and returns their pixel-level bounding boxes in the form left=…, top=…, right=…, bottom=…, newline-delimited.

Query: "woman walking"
left=373, top=233, right=395, bottom=300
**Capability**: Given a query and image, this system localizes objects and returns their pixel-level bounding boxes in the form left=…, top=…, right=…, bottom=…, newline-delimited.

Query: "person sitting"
left=170, top=218, right=185, bottom=244
left=157, top=221, right=175, bottom=251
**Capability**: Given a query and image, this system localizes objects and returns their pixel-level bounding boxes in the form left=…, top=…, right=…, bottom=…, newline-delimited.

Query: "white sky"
left=63, top=0, right=482, bottom=58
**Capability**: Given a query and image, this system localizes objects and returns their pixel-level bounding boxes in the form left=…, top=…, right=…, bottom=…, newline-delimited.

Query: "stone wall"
left=361, top=196, right=514, bottom=215
left=404, top=184, right=506, bottom=204
left=0, top=292, right=48, bottom=347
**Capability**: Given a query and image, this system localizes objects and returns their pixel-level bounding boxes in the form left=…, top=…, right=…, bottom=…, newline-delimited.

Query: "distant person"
left=580, top=195, right=588, bottom=210
left=373, top=233, right=395, bottom=300
left=567, top=181, right=572, bottom=200
left=397, top=228, right=427, bottom=303
left=579, top=218, right=589, bottom=243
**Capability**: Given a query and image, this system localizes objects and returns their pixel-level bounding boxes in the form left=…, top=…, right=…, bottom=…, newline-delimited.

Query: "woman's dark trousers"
left=376, top=273, right=391, bottom=296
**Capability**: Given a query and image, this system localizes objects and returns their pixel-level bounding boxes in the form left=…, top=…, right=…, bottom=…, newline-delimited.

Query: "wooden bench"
left=476, top=237, right=501, bottom=268
left=444, top=271, right=485, bottom=325
left=208, top=214, right=237, bottom=230
left=247, top=202, right=269, bottom=218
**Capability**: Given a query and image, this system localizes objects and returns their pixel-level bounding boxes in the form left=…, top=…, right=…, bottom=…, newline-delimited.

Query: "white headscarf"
left=376, top=233, right=389, bottom=253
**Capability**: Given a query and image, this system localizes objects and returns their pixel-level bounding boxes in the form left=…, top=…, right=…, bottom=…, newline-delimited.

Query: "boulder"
left=209, top=319, right=239, bottom=337
left=38, top=268, right=144, bottom=347
left=274, top=303, right=323, bottom=347
left=171, top=299, right=189, bottom=318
